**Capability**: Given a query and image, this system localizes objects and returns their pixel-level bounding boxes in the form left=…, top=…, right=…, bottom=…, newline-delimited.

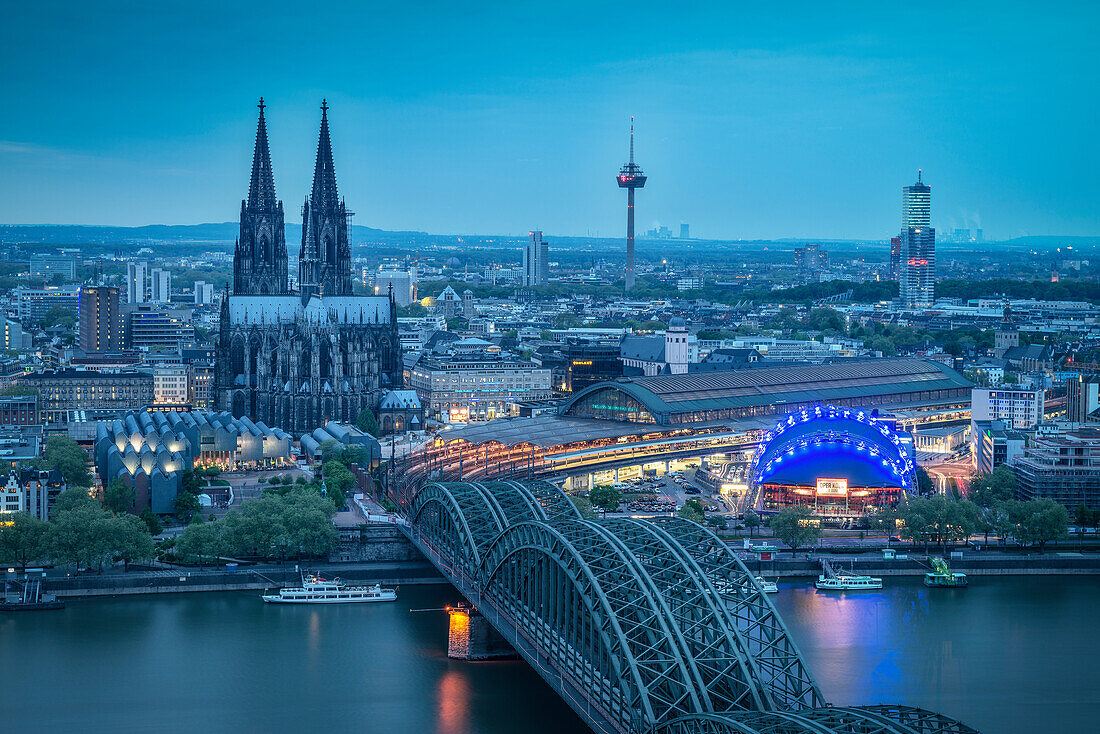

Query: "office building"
left=188, top=362, right=215, bottom=408
left=889, top=236, right=902, bottom=279
left=375, top=267, right=417, bottom=306
left=153, top=365, right=190, bottom=406
left=679, top=223, right=690, bottom=239
left=127, top=261, right=148, bottom=304
left=22, top=368, right=154, bottom=423
left=0, top=394, right=38, bottom=426
left=972, top=419, right=1026, bottom=473
left=150, top=268, right=172, bottom=303
left=409, top=349, right=552, bottom=423
left=15, top=286, right=80, bottom=321
left=1012, top=429, right=1100, bottom=511
left=970, top=387, right=1043, bottom=431
left=677, top=276, right=704, bottom=292
left=193, top=280, right=216, bottom=305
left=523, top=231, right=549, bottom=286
left=794, top=244, right=829, bottom=283
left=3, top=318, right=32, bottom=351
left=28, top=255, right=76, bottom=281
left=899, top=171, right=935, bottom=308
left=125, top=305, right=195, bottom=349
left=78, top=286, right=124, bottom=352
left=1067, top=374, right=1100, bottom=423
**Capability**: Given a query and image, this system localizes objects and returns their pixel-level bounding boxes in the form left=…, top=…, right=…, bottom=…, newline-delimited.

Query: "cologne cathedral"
left=215, top=100, right=401, bottom=433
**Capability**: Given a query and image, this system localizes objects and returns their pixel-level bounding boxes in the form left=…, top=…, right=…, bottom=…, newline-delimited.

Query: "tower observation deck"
left=617, top=117, right=647, bottom=292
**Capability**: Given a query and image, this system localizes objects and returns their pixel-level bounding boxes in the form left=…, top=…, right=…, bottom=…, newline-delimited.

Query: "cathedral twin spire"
left=233, top=98, right=352, bottom=299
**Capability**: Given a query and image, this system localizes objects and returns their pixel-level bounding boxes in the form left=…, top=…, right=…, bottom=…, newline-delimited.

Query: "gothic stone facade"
left=215, top=100, right=400, bottom=433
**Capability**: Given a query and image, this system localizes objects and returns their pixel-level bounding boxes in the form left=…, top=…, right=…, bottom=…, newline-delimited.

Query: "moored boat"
left=755, top=576, right=779, bottom=593
left=815, top=573, right=883, bottom=590
left=262, top=573, right=397, bottom=604
left=924, top=557, right=968, bottom=587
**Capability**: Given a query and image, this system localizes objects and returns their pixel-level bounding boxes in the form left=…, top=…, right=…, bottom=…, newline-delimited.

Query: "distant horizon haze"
left=1, top=2, right=1097, bottom=240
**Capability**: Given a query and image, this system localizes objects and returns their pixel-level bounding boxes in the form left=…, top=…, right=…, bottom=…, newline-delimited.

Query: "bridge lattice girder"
left=403, top=481, right=979, bottom=734
left=654, top=706, right=979, bottom=734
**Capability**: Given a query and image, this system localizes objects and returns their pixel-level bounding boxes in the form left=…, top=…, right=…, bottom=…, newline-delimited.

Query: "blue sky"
left=1, top=1, right=1097, bottom=239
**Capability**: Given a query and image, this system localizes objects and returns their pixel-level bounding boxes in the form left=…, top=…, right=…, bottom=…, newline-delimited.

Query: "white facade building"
left=150, top=268, right=172, bottom=303
left=127, top=261, right=148, bottom=304
left=970, top=387, right=1043, bottom=430
left=153, top=365, right=190, bottom=406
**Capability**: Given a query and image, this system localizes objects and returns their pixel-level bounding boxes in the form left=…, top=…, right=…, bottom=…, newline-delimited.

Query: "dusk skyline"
left=1, top=2, right=1098, bottom=240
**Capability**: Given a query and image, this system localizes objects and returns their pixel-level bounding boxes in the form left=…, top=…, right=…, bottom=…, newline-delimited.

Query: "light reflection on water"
left=1, top=578, right=1096, bottom=734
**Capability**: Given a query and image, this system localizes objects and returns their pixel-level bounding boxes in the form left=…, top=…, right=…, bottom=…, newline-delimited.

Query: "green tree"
left=742, top=510, right=761, bottom=537
left=968, top=466, right=1018, bottom=507
left=588, top=485, right=622, bottom=513
left=319, top=439, right=342, bottom=464
left=806, top=307, right=844, bottom=332
left=678, top=499, right=705, bottom=524
left=112, top=514, right=155, bottom=569
left=340, top=445, right=374, bottom=467
left=355, top=408, right=380, bottom=437
left=176, top=520, right=222, bottom=567
left=569, top=494, right=597, bottom=520
left=51, top=486, right=98, bottom=514
left=770, top=507, right=821, bottom=551
left=915, top=466, right=935, bottom=495
left=102, top=478, right=136, bottom=514
left=0, top=512, right=48, bottom=569
left=39, top=306, right=77, bottom=329
left=139, top=508, right=163, bottom=535
left=216, top=488, right=337, bottom=561
left=1074, top=503, right=1096, bottom=528
left=44, top=503, right=115, bottom=569
left=1007, top=499, right=1069, bottom=551
left=179, top=468, right=203, bottom=496
left=898, top=495, right=978, bottom=550
left=174, top=490, right=201, bottom=522
left=553, top=313, right=583, bottom=329
left=43, top=436, right=92, bottom=487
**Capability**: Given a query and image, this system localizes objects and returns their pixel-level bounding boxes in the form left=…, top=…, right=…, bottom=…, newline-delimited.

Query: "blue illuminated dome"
left=752, top=405, right=914, bottom=492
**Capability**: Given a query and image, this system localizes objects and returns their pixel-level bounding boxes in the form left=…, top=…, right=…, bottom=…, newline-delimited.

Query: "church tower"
left=299, top=100, right=352, bottom=300
left=234, top=98, right=288, bottom=295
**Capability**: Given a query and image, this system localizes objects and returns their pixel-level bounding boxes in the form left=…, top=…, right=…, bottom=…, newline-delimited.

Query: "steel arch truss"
left=655, top=706, right=979, bottom=734
left=653, top=517, right=824, bottom=711
left=404, top=480, right=980, bottom=734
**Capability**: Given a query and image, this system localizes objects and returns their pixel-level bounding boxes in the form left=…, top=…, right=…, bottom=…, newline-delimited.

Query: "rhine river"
left=2, top=576, right=1097, bottom=733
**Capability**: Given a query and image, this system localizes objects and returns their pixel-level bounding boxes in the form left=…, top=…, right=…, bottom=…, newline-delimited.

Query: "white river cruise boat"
left=262, top=574, right=397, bottom=604
left=754, top=576, right=779, bottom=593
left=815, top=573, right=883, bottom=591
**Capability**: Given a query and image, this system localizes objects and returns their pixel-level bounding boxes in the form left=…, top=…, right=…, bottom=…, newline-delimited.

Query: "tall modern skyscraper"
left=126, top=261, right=147, bottom=304
left=616, top=118, right=646, bottom=292
left=899, top=170, right=935, bottom=308
left=522, top=230, right=549, bottom=286
left=78, top=285, right=123, bottom=352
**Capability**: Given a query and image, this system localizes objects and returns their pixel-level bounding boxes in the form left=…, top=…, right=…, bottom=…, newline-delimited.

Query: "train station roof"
left=561, top=358, right=972, bottom=426
left=439, top=415, right=657, bottom=448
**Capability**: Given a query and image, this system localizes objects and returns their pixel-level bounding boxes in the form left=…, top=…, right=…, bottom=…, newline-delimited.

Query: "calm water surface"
left=2, top=577, right=1097, bottom=733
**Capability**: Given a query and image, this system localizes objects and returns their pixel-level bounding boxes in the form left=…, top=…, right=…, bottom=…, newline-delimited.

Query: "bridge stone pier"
left=400, top=479, right=979, bottom=734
